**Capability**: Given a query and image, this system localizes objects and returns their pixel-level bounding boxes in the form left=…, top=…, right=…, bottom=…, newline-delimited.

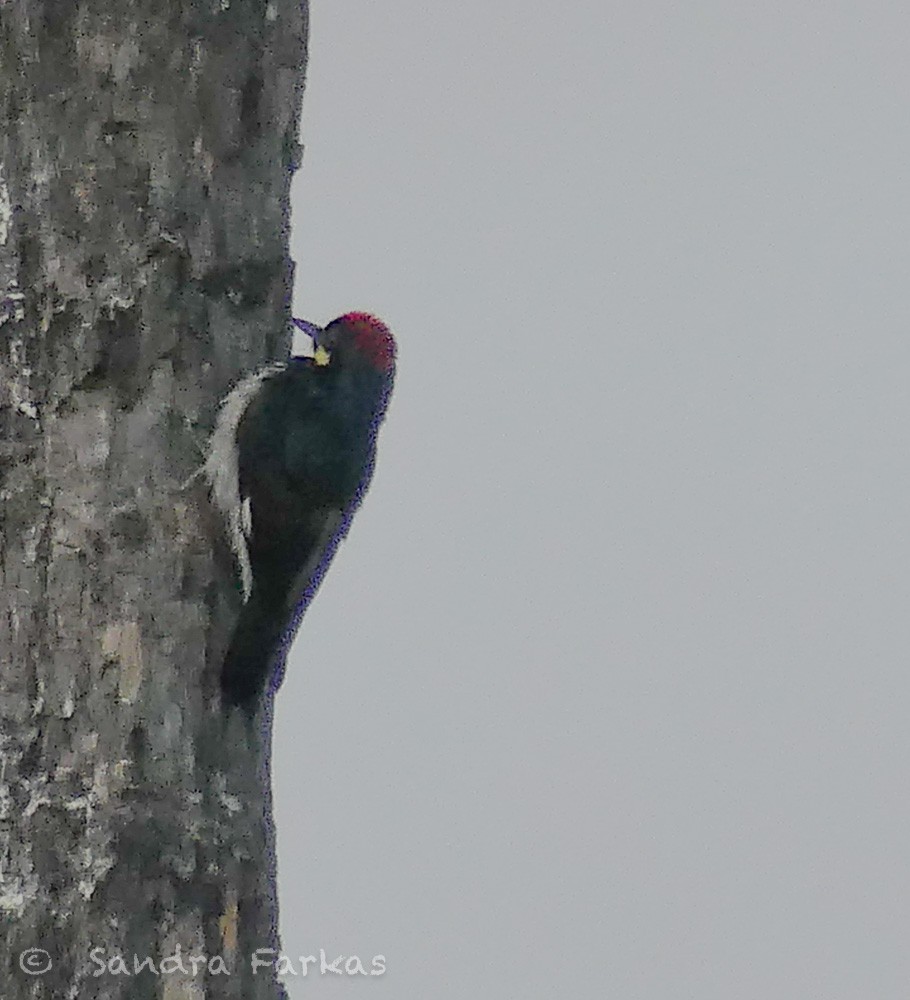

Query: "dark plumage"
left=206, top=313, right=396, bottom=707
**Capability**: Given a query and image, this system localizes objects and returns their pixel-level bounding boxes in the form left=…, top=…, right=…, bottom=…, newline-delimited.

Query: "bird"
left=203, top=312, right=396, bottom=707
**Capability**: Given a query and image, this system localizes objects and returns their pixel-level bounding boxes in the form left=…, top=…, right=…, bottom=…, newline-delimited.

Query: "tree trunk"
left=0, top=3, right=307, bottom=996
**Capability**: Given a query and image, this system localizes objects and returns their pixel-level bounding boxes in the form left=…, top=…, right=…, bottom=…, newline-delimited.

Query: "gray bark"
left=0, top=2, right=307, bottom=996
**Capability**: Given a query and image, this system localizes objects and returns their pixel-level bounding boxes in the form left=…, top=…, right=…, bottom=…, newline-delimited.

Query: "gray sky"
left=273, top=3, right=910, bottom=997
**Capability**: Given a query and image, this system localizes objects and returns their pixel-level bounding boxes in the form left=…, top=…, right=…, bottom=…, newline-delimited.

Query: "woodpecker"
left=204, top=312, right=396, bottom=706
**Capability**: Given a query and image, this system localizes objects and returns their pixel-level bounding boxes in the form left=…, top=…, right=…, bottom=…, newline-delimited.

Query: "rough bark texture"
left=0, top=2, right=307, bottom=996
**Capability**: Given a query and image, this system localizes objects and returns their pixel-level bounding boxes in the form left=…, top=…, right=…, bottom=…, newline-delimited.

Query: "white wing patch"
left=241, top=495, right=252, bottom=538
left=203, top=362, right=287, bottom=602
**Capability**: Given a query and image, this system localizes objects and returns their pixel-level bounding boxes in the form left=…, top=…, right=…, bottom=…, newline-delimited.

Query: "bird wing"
left=278, top=506, right=350, bottom=629
left=220, top=505, right=349, bottom=705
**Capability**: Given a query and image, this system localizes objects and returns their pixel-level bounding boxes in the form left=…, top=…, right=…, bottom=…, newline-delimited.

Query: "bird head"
left=313, top=312, right=396, bottom=375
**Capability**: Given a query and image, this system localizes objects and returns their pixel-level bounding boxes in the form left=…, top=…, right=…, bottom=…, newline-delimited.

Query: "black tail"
left=221, top=590, right=290, bottom=708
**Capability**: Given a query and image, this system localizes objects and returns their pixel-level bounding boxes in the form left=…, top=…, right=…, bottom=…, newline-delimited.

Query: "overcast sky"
left=273, top=3, right=910, bottom=997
